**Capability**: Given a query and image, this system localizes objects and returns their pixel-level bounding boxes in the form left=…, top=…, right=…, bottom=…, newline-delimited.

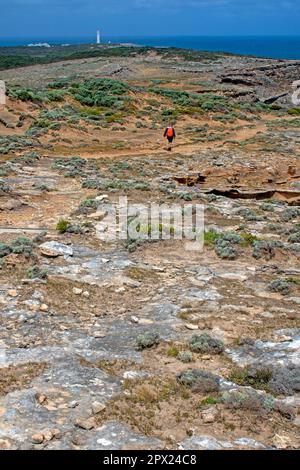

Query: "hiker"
left=164, top=124, right=176, bottom=151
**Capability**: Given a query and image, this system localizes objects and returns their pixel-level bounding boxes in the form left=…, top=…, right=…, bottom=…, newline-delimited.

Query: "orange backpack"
left=167, top=127, right=174, bottom=137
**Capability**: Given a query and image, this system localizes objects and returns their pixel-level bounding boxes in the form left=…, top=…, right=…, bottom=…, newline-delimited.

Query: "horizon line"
left=2, top=34, right=300, bottom=39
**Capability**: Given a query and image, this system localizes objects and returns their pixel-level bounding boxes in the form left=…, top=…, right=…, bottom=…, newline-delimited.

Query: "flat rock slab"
left=181, top=288, right=223, bottom=302
left=227, top=328, right=300, bottom=367
left=0, top=359, right=120, bottom=448
left=66, top=421, right=163, bottom=450
left=180, top=435, right=267, bottom=450
left=41, top=246, right=132, bottom=285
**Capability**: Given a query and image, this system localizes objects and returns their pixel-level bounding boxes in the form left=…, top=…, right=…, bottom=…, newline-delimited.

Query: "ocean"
left=1, top=36, right=300, bottom=60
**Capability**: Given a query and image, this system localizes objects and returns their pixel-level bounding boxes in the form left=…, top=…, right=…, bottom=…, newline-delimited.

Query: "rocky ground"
left=0, top=45, right=299, bottom=450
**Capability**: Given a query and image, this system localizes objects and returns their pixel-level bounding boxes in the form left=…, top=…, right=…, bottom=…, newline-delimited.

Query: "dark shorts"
left=167, top=137, right=174, bottom=143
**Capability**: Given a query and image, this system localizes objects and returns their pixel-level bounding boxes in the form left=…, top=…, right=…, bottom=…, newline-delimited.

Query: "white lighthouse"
left=96, top=30, right=101, bottom=44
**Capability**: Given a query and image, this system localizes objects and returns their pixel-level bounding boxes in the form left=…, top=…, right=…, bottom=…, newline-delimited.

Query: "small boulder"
left=201, top=406, right=219, bottom=424
left=39, top=304, right=49, bottom=312
left=87, top=211, right=107, bottom=221
left=7, top=290, right=18, bottom=297
left=185, top=323, right=199, bottom=331
left=73, top=287, right=83, bottom=295
left=91, top=402, right=106, bottom=415
left=40, top=241, right=73, bottom=258
left=75, top=417, right=96, bottom=430
left=31, top=433, right=44, bottom=444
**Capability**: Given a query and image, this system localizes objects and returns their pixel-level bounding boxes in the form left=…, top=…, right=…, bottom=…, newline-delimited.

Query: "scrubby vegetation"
left=178, top=351, right=194, bottom=363
left=188, top=334, right=225, bottom=355
left=136, top=332, right=160, bottom=350
left=0, top=237, right=35, bottom=259
left=56, top=219, right=70, bottom=234
left=27, top=265, right=48, bottom=280
left=204, top=229, right=260, bottom=260
left=229, top=365, right=300, bottom=397
left=69, top=78, right=130, bottom=109
left=0, top=44, right=233, bottom=72
left=267, top=278, right=292, bottom=296
left=177, top=369, right=220, bottom=393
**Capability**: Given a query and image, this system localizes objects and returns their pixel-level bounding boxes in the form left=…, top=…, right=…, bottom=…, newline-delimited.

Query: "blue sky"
left=0, top=0, right=299, bottom=38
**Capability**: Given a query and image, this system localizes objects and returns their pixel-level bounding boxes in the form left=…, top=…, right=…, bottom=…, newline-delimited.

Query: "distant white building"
left=27, top=43, right=51, bottom=48
left=97, top=30, right=101, bottom=44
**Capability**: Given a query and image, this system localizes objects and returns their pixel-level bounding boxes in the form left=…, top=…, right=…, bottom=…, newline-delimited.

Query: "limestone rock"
left=40, top=241, right=73, bottom=258
left=201, top=407, right=219, bottom=423
left=88, top=211, right=107, bottom=221
left=93, top=331, right=106, bottom=338
left=91, top=402, right=106, bottom=415
left=7, top=290, right=18, bottom=297
left=39, top=304, right=49, bottom=312
left=73, top=287, right=83, bottom=295
left=185, top=323, right=199, bottom=331
left=31, top=433, right=44, bottom=444
left=75, top=417, right=96, bottom=430
left=130, top=315, right=139, bottom=324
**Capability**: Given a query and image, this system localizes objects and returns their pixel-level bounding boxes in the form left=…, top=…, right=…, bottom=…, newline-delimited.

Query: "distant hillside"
left=0, top=44, right=233, bottom=71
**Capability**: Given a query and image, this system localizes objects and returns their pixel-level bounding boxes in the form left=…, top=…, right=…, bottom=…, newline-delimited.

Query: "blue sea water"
left=1, top=36, right=300, bottom=60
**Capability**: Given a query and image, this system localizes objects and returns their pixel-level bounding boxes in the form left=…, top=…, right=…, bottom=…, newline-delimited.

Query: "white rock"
left=39, top=304, right=49, bottom=312
left=96, top=438, right=112, bottom=447
left=260, top=312, right=274, bottom=319
left=185, top=323, right=199, bottom=330
left=68, top=401, right=79, bottom=409
left=218, top=272, right=247, bottom=281
left=123, top=371, right=141, bottom=380
left=87, top=211, right=107, bottom=221
left=40, top=241, right=73, bottom=258
left=73, top=288, right=83, bottom=295
left=91, top=402, right=106, bottom=414
left=130, top=316, right=139, bottom=324
left=95, top=195, right=109, bottom=201
left=93, top=331, right=106, bottom=338
left=201, top=407, right=219, bottom=424
left=138, top=318, right=154, bottom=325
left=95, top=224, right=107, bottom=233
